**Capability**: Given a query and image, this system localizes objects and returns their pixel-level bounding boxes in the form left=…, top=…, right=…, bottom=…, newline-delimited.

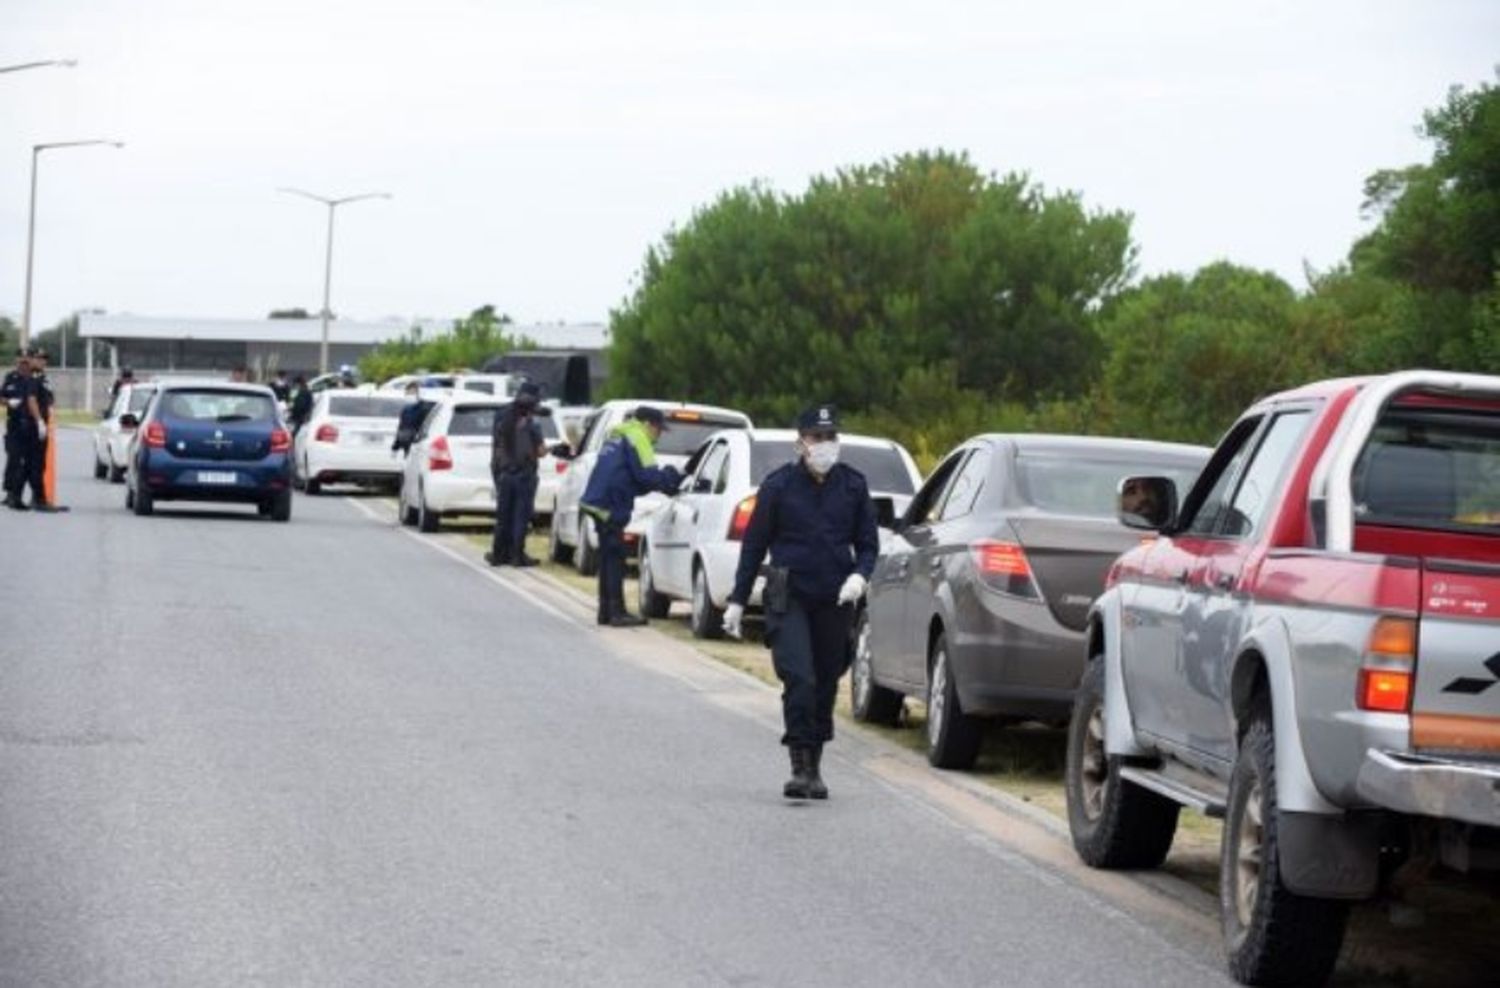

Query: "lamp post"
left=277, top=187, right=392, bottom=374
left=0, top=59, right=77, bottom=75
left=21, top=139, right=125, bottom=350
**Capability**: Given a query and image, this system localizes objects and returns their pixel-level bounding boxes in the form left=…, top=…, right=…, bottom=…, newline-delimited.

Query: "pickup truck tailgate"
left=1414, top=561, right=1500, bottom=758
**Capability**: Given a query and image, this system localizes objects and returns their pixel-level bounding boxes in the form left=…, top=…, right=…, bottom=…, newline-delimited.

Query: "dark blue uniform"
left=2, top=369, right=36, bottom=505
left=24, top=370, right=53, bottom=504
left=489, top=403, right=545, bottom=565
left=730, top=460, right=880, bottom=747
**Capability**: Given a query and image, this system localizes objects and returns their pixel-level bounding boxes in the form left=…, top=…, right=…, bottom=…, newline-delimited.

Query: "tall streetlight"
left=21, top=139, right=125, bottom=349
left=0, top=59, right=77, bottom=75
left=278, top=187, right=392, bottom=374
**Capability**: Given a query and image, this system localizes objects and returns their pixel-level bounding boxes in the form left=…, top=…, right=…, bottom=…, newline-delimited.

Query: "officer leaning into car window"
left=486, top=381, right=548, bottom=568
left=579, top=406, right=683, bottom=627
left=2, top=349, right=34, bottom=510
left=724, top=404, right=879, bottom=801
left=22, top=348, right=57, bottom=512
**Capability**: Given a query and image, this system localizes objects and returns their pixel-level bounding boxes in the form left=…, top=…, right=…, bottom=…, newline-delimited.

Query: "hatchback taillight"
left=270, top=428, right=291, bottom=454
left=728, top=495, right=757, bottom=540
left=314, top=423, right=339, bottom=443
left=555, top=460, right=568, bottom=474
left=144, top=421, right=167, bottom=448
left=429, top=435, right=453, bottom=471
left=969, top=539, right=1040, bottom=598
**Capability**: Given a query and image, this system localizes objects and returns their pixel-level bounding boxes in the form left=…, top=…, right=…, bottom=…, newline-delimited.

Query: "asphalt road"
left=0, top=429, right=1230, bottom=987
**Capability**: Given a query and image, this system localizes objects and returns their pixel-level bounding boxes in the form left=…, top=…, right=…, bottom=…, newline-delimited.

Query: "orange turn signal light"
left=1368, top=616, right=1417, bottom=657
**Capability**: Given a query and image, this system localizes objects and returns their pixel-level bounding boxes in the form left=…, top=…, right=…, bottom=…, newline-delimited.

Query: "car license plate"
left=365, top=432, right=387, bottom=445
left=197, top=470, right=237, bottom=485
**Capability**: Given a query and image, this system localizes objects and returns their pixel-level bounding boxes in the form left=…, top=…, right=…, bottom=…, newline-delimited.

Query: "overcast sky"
left=2, top=0, right=1496, bottom=331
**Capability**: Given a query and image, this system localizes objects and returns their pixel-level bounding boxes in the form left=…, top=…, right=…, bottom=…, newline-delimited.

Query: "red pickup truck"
left=1065, top=371, right=1500, bottom=986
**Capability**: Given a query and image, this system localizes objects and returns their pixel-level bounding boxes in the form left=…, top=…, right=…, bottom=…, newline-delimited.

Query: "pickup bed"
left=1064, top=371, right=1500, bottom=987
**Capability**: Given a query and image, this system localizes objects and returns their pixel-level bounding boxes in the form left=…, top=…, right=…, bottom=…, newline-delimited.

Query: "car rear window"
left=1018, top=455, right=1204, bottom=517
left=1354, top=405, right=1500, bottom=532
left=651, top=413, right=749, bottom=456
left=328, top=396, right=409, bottom=419
left=448, top=406, right=497, bottom=436
left=126, top=388, right=156, bottom=414
left=750, top=440, right=915, bottom=493
left=160, top=390, right=278, bottom=424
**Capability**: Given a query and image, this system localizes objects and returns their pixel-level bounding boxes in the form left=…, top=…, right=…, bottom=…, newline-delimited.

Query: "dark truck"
left=1064, top=371, right=1500, bottom=986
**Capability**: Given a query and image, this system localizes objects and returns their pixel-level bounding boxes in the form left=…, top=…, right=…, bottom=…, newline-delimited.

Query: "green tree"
left=0, top=315, right=17, bottom=357
left=609, top=150, right=1134, bottom=424
left=358, top=305, right=527, bottom=383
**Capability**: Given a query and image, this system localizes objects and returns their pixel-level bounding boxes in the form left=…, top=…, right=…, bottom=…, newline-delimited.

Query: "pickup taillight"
left=1357, top=616, right=1417, bottom=713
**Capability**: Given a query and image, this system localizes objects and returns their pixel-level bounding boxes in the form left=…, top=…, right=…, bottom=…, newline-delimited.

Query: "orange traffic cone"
left=43, top=409, right=57, bottom=507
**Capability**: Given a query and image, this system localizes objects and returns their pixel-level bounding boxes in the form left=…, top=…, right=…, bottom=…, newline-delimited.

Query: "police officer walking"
left=23, top=348, right=57, bottom=511
left=724, top=404, right=879, bottom=800
left=485, top=382, right=548, bottom=568
left=2, top=349, right=34, bottom=510
left=579, top=406, right=682, bottom=626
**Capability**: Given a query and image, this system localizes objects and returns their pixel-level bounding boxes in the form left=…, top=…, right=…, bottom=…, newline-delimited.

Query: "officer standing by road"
left=289, top=375, right=313, bottom=434
left=485, top=381, right=548, bottom=568
left=724, top=404, right=879, bottom=800
left=2, top=349, right=34, bottom=510
left=23, top=348, right=57, bottom=512
left=579, top=406, right=682, bottom=626
left=391, top=380, right=429, bottom=457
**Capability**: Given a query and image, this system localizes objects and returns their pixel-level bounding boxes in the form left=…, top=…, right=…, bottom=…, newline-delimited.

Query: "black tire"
left=94, top=455, right=108, bottom=480
left=850, top=609, right=904, bottom=725
left=575, top=516, right=598, bottom=576
left=269, top=489, right=292, bottom=522
left=124, top=483, right=134, bottom=510
left=305, top=473, right=322, bottom=496
left=1221, top=710, right=1350, bottom=987
left=398, top=483, right=418, bottom=527
left=417, top=485, right=440, bottom=533
left=1066, top=656, right=1181, bottom=869
left=109, top=464, right=126, bottom=484
left=548, top=509, right=573, bottom=563
left=925, top=631, right=984, bottom=769
left=690, top=564, right=723, bottom=639
left=638, top=544, right=672, bottom=619
left=131, top=478, right=153, bottom=516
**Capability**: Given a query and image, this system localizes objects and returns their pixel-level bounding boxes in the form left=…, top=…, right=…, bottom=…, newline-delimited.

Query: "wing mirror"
left=119, top=412, right=140, bottom=429
left=692, top=476, right=713, bottom=494
left=1118, top=475, right=1177, bottom=532
left=872, top=495, right=899, bottom=530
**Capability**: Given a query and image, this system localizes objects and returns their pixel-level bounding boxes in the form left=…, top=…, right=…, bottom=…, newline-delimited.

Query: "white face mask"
left=804, top=439, right=840, bottom=476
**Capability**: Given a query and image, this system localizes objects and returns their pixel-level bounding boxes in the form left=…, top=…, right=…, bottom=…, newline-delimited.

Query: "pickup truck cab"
left=1065, top=371, right=1500, bottom=986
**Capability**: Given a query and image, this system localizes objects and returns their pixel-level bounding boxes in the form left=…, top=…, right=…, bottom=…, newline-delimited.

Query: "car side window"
left=695, top=441, right=728, bottom=493
left=906, top=450, right=970, bottom=526
left=1179, top=417, right=1263, bottom=536
left=1221, top=411, right=1313, bottom=537
left=937, top=447, right=992, bottom=522
left=714, top=448, right=732, bottom=494
left=584, top=413, right=609, bottom=453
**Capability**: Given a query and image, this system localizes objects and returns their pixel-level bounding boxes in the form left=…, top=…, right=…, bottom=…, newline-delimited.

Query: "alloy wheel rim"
left=1234, top=779, right=1265, bottom=930
left=853, top=620, right=872, bottom=710
left=693, top=570, right=707, bottom=623
left=928, top=649, right=947, bottom=745
left=1080, top=703, right=1108, bottom=821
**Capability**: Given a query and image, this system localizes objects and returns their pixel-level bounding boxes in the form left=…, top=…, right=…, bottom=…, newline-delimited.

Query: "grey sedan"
left=854, top=434, right=1210, bottom=769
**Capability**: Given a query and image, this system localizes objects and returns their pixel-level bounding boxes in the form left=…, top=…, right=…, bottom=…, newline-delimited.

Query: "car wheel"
left=94, top=455, right=107, bottom=480
left=305, top=461, right=322, bottom=496
left=850, top=609, right=904, bottom=725
left=124, top=482, right=134, bottom=510
left=925, top=631, right=983, bottom=769
left=417, top=484, right=440, bottom=533
left=131, top=477, right=154, bottom=516
left=638, top=544, right=672, bottom=619
left=398, top=482, right=418, bottom=527
left=269, top=489, right=293, bottom=522
left=690, top=564, right=724, bottom=640
left=575, top=516, right=598, bottom=576
left=1065, top=655, right=1180, bottom=869
left=549, top=507, right=574, bottom=564
left=1221, top=708, right=1350, bottom=986
left=109, top=464, right=126, bottom=484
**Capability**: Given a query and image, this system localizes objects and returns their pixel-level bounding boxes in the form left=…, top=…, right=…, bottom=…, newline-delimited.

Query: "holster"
left=763, top=565, right=791, bottom=616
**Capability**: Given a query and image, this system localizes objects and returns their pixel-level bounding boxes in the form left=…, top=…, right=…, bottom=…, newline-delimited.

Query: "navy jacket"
left=580, top=422, right=682, bottom=527
left=730, top=461, right=880, bottom=606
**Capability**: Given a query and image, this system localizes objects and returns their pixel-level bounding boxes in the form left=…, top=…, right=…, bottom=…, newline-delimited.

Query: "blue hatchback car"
left=125, top=382, right=294, bottom=521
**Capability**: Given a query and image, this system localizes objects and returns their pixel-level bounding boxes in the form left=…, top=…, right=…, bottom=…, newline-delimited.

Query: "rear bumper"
left=143, top=454, right=291, bottom=502
left=307, top=443, right=404, bottom=483
left=947, top=592, right=1083, bottom=719
left=1355, top=749, right=1500, bottom=828
left=424, top=472, right=495, bottom=516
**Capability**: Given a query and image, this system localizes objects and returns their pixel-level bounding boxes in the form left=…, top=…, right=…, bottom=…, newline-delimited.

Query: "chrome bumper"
left=1355, top=749, right=1500, bottom=828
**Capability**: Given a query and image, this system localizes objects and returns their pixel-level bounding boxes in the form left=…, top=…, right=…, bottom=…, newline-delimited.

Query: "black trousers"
left=24, top=435, right=45, bottom=502
left=766, top=596, right=853, bottom=747
left=491, top=470, right=538, bottom=560
left=2, top=430, right=23, bottom=497
left=596, top=519, right=627, bottom=621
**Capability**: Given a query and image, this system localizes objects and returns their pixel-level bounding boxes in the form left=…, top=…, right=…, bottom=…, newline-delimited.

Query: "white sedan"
left=92, top=382, right=158, bottom=483
left=293, top=391, right=412, bottom=494
left=638, top=428, right=922, bottom=638
left=397, top=395, right=565, bottom=532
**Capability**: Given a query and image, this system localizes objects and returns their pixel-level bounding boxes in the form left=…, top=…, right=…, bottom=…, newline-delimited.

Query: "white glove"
left=723, top=603, right=745, bottom=639
left=36, top=422, right=47, bottom=442
left=838, top=573, right=867, bottom=606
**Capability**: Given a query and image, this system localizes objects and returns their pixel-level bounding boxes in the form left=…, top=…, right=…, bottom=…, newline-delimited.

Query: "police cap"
left=634, top=405, right=669, bottom=431
left=796, top=403, right=839, bottom=435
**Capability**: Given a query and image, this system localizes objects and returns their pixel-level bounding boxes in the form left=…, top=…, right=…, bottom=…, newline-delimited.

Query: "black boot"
left=807, top=744, right=829, bottom=800
left=783, top=747, right=814, bottom=800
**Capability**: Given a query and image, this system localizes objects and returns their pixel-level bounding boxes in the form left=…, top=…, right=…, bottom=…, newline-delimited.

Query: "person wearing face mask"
left=724, top=404, right=879, bottom=800
left=391, top=381, right=430, bottom=457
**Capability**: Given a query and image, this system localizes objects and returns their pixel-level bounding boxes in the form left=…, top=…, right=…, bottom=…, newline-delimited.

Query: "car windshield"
left=1354, top=404, right=1500, bottom=532
left=1017, top=455, right=1203, bottom=517
left=328, top=396, right=409, bottom=419
left=126, top=388, right=156, bottom=414
left=447, top=406, right=497, bottom=436
left=160, top=390, right=278, bottom=425
left=651, top=415, right=749, bottom=456
left=749, top=439, right=915, bottom=492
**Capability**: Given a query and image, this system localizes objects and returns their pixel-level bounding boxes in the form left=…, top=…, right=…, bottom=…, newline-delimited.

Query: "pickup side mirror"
left=119, top=412, right=140, bottom=430
left=872, top=495, right=899, bottom=530
left=692, top=476, right=713, bottom=494
left=1118, top=475, right=1178, bottom=532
